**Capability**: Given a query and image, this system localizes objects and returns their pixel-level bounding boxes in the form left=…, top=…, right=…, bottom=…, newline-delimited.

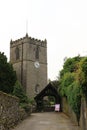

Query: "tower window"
left=35, top=45, right=39, bottom=59
left=35, top=84, right=39, bottom=94
left=15, top=47, right=20, bottom=60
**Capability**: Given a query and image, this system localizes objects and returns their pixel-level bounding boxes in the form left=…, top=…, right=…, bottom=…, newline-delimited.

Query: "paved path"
left=12, top=112, right=80, bottom=130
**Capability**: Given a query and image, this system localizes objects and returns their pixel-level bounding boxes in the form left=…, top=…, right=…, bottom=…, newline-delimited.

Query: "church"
left=10, top=34, right=47, bottom=98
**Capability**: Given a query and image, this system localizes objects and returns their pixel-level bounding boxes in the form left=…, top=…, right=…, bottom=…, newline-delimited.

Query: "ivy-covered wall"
left=59, top=56, right=87, bottom=126
left=0, top=91, right=28, bottom=130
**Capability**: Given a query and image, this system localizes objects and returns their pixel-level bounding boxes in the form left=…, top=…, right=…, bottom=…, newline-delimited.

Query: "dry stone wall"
left=0, top=91, right=29, bottom=130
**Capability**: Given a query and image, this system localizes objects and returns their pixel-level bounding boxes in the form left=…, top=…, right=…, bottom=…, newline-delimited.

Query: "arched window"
left=15, top=47, right=20, bottom=60
left=35, top=84, right=39, bottom=94
left=35, top=45, right=39, bottom=59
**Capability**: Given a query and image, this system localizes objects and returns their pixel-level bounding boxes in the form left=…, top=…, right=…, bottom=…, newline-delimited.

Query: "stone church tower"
left=10, top=34, right=47, bottom=98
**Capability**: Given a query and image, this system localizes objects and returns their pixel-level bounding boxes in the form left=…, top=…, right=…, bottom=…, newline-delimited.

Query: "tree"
left=63, top=56, right=81, bottom=73
left=13, top=81, right=31, bottom=112
left=0, top=52, right=17, bottom=93
left=13, top=80, right=29, bottom=104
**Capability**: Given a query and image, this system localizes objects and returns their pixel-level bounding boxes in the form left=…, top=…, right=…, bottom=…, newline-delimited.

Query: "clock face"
left=34, top=61, right=40, bottom=68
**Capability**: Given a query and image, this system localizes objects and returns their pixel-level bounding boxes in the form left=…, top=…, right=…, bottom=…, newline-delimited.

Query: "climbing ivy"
left=80, top=57, right=87, bottom=100
left=67, top=81, right=81, bottom=124
left=59, top=56, right=87, bottom=124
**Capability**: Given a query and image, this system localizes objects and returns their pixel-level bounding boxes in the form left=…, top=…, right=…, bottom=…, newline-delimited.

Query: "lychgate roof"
left=34, top=82, right=61, bottom=104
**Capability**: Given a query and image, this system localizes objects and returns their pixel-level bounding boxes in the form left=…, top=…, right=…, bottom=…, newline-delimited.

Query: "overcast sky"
left=0, top=0, right=87, bottom=80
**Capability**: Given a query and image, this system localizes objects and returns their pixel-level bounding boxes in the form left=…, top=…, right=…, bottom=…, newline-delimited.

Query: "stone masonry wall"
left=80, top=98, right=87, bottom=130
left=62, top=97, right=78, bottom=125
left=0, top=91, right=28, bottom=130
left=10, top=35, right=47, bottom=99
left=62, top=97, right=87, bottom=130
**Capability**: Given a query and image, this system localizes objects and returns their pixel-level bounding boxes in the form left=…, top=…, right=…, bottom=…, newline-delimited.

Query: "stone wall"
left=0, top=91, right=30, bottom=130
left=80, top=98, right=87, bottom=130
left=62, top=97, right=87, bottom=130
left=62, top=97, right=78, bottom=125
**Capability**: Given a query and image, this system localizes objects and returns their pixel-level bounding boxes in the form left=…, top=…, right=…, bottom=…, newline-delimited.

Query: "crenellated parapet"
left=10, top=34, right=47, bottom=48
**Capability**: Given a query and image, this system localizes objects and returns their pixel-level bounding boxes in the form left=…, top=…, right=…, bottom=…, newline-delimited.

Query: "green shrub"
left=13, top=81, right=29, bottom=104
left=59, top=56, right=83, bottom=124
left=20, top=103, right=31, bottom=113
